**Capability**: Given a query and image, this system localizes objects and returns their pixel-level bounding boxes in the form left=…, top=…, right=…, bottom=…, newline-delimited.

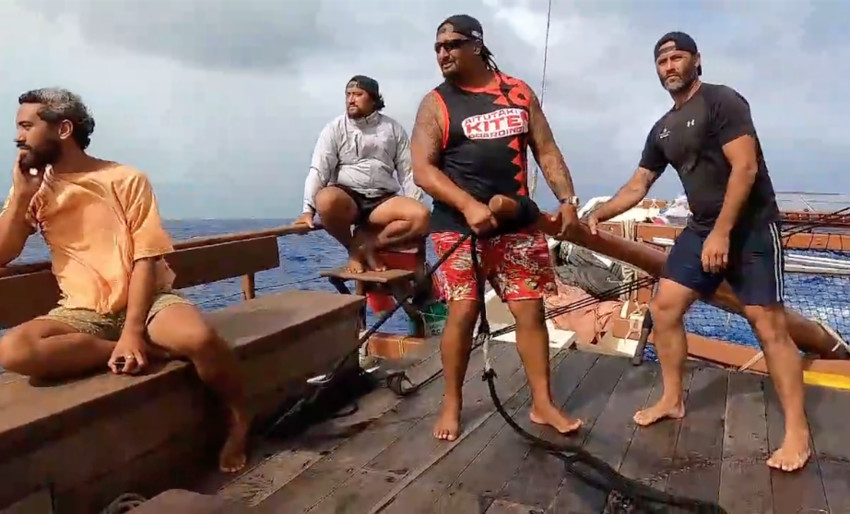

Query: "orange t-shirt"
left=1, top=163, right=176, bottom=314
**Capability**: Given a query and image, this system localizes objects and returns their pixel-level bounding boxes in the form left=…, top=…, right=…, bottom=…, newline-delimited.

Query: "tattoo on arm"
left=411, top=93, right=443, bottom=169
left=411, top=92, right=475, bottom=211
left=527, top=89, right=576, bottom=200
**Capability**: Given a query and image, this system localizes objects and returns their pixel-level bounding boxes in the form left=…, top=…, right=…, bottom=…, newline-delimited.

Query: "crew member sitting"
left=294, top=75, right=429, bottom=273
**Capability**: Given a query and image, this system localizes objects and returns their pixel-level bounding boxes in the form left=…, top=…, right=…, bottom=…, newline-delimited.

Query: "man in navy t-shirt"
left=586, top=32, right=810, bottom=472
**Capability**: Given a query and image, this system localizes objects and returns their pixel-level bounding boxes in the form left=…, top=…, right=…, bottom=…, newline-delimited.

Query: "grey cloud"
left=21, top=0, right=492, bottom=73
left=23, top=0, right=325, bottom=72
left=1, top=0, right=847, bottom=220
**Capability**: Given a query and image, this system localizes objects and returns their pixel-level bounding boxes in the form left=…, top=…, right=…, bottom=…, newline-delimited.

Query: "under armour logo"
left=686, top=119, right=696, bottom=127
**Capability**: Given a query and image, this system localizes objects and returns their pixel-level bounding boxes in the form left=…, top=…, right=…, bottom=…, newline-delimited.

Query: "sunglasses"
left=434, top=38, right=472, bottom=53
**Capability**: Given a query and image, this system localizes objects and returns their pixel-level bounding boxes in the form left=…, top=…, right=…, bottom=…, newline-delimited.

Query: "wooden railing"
left=0, top=223, right=324, bottom=329
left=0, top=222, right=320, bottom=279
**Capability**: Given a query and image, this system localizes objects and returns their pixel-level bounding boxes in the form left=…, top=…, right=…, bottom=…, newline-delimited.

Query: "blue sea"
left=8, top=219, right=850, bottom=362
left=11, top=218, right=430, bottom=335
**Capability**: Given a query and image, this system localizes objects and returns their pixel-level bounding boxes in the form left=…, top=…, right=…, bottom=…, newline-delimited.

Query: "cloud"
left=0, top=0, right=847, bottom=219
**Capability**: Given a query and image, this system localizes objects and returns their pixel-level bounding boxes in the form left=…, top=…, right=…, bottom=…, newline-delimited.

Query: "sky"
left=0, top=0, right=846, bottom=220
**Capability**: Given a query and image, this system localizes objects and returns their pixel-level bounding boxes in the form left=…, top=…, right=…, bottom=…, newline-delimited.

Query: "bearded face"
left=655, top=46, right=700, bottom=93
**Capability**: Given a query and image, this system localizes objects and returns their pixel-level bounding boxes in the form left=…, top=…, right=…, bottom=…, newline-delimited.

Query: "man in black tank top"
left=410, top=14, right=583, bottom=442
left=587, top=32, right=811, bottom=472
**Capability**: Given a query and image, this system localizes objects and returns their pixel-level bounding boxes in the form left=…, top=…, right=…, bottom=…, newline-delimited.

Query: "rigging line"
left=529, top=0, right=553, bottom=201
left=781, top=205, right=850, bottom=241
left=395, top=275, right=657, bottom=397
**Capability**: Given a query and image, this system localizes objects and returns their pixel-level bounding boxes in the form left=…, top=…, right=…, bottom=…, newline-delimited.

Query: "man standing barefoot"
left=586, top=32, right=810, bottom=472
left=411, top=15, right=582, bottom=442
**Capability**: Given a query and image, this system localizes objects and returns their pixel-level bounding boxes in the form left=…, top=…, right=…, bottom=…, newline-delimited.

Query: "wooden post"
left=241, top=274, right=255, bottom=300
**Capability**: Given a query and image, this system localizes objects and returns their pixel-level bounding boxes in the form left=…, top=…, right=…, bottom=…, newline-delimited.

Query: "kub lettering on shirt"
left=462, top=108, right=529, bottom=140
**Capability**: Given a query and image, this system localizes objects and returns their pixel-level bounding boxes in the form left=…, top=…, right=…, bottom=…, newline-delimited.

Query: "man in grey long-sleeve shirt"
left=295, top=75, right=429, bottom=273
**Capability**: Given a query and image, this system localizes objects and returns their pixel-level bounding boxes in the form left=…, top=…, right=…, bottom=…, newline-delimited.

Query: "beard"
left=659, top=62, right=698, bottom=93
left=19, top=139, right=61, bottom=171
left=346, top=105, right=366, bottom=119
left=440, top=64, right=460, bottom=80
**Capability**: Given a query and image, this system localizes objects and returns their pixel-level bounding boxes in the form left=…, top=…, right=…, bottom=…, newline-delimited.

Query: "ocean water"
left=12, top=218, right=435, bottom=334
left=7, top=219, right=850, bottom=364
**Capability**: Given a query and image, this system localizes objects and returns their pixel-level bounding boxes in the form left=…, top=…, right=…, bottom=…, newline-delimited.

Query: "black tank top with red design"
left=429, top=72, right=533, bottom=234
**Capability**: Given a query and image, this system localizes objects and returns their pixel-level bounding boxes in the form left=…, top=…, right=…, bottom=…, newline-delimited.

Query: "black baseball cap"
left=437, top=14, right=484, bottom=41
left=347, top=75, right=380, bottom=99
left=654, top=31, right=702, bottom=76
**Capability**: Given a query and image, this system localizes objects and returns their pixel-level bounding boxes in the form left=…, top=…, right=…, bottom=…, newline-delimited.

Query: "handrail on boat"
left=0, top=222, right=324, bottom=279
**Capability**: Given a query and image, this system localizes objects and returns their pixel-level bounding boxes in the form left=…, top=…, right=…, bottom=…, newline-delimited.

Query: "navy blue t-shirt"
left=639, top=82, right=779, bottom=234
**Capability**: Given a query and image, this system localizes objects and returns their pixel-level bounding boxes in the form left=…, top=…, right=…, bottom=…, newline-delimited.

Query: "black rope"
left=467, top=234, right=727, bottom=513
left=260, top=233, right=472, bottom=437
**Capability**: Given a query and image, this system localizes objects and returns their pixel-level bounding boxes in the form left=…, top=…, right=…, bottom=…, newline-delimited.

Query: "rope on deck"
left=467, top=235, right=727, bottom=514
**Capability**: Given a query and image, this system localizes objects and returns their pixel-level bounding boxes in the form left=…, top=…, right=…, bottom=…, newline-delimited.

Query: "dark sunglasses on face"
left=434, top=38, right=472, bottom=53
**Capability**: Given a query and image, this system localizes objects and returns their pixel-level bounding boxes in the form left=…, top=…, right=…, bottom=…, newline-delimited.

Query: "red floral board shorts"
left=430, top=230, right=557, bottom=302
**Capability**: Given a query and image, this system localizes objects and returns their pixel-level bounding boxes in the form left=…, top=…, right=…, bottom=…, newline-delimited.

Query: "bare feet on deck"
left=767, top=430, right=811, bottom=472
left=529, top=403, right=583, bottom=434
left=433, top=401, right=461, bottom=441
left=219, top=410, right=251, bottom=473
left=633, top=398, right=685, bottom=426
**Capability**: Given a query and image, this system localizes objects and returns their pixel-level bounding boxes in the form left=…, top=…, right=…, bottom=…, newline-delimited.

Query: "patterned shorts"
left=36, top=290, right=192, bottom=341
left=430, top=230, right=557, bottom=302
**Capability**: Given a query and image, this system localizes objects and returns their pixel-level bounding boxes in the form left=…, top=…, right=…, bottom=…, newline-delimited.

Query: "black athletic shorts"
left=661, top=221, right=785, bottom=306
left=334, top=184, right=394, bottom=225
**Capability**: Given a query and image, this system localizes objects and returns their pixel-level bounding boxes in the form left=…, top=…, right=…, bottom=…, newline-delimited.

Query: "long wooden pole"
left=488, top=195, right=844, bottom=358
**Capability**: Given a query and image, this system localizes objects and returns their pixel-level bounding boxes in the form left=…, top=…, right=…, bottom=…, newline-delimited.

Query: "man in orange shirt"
left=0, top=88, right=249, bottom=473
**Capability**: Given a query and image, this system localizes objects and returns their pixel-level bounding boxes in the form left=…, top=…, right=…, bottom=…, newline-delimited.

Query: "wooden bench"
left=0, top=232, right=365, bottom=514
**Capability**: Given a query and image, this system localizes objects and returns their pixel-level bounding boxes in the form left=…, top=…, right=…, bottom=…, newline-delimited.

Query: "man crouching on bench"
left=0, top=88, right=249, bottom=473
left=294, top=75, right=430, bottom=272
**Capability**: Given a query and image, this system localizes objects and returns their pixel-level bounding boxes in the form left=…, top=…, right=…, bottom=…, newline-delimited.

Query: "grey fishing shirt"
left=302, top=111, right=422, bottom=214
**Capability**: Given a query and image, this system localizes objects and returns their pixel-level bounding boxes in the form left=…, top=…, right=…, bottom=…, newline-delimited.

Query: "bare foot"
left=633, top=399, right=685, bottom=427
left=433, top=401, right=461, bottom=441
left=529, top=403, right=583, bottom=434
left=767, top=430, right=811, bottom=472
left=344, top=251, right=367, bottom=273
left=219, top=411, right=251, bottom=473
left=363, top=245, right=386, bottom=272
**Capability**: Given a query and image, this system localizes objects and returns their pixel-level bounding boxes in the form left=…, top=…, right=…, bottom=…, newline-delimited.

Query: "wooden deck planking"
left=372, top=350, right=575, bottom=514
left=548, top=360, right=659, bottom=513
left=495, top=354, right=628, bottom=510
left=300, top=343, right=531, bottom=513
left=204, top=350, right=850, bottom=514
left=303, top=343, right=567, bottom=514
left=665, top=365, right=729, bottom=510
left=765, top=381, right=829, bottom=513
left=617, top=365, right=696, bottom=492
left=253, top=341, right=522, bottom=513
left=718, top=372, right=773, bottom=513
left=434, top=352, right=600, bottom=510
left=804, top=384, right=850, bottom=513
